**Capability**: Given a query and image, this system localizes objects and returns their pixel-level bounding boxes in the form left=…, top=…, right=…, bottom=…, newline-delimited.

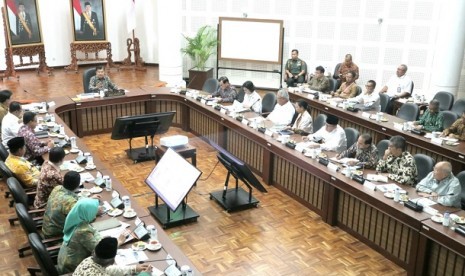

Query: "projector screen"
left=145, top=148, right=201, bottom=211
left=219, top=17, right=283, bottom=64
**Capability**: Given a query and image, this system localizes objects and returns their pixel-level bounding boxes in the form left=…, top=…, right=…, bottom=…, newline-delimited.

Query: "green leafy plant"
left=181, top=25, right=218, bottom=71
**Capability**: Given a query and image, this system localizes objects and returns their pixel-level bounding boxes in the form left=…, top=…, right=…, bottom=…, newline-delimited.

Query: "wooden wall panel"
left=189, top=109, right=221, bottom=145
left=225, top=130, right=263, bottom=173
left=426, top=242, right=465, bottom=276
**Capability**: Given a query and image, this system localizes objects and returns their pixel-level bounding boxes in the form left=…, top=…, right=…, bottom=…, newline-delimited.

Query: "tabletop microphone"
left=23, top=89, right=48, bottom=110
left=139, top=258, right=176, bottom=264
left=132, top=191, right=154, bottom=198
left=249, top=98, right=261, bottom=111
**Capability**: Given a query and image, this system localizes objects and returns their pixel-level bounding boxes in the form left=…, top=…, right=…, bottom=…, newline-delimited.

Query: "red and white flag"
left=5, top=0, right=17, bottom=36
left=72, top=0, right=82, bottom=30
left=127, top=0, right=136, bottom=34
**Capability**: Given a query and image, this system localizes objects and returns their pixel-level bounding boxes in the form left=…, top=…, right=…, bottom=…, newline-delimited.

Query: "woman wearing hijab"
left=57, top=198, right=101, bottom=273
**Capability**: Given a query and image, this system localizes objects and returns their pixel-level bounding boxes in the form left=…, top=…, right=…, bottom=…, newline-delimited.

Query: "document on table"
left=115, top=248, right=148, bottom=265
left=376, top=183, right=402, bottom=193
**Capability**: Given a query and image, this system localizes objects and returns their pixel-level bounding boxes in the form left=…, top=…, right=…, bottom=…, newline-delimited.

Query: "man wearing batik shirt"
left=89, top=66, right=118, bottom=93
left=5, top=137, right=39, bottom=188
left=211, top=76, right=237, bottom=103
left=33, top=148, right=65, bottom=209
left=413, top=99, right=444, bottom=132
left=336, top=134, right=378, bottom=169
left=376, top=135, right=418, bottom=186
left=17, top=111, right=54, bottom=162
left=42, top=171, right=80, bottom=238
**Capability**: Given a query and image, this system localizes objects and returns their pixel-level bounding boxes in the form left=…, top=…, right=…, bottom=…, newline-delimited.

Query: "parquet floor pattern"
left=0, top=68, right=406, bottom=275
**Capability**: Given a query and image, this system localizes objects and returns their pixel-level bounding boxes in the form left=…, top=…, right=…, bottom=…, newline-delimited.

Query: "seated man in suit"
left=284, top=49, right=307, bottom=87
left=442, top=110, right=465, bottom=140
left=413, top=99, right=444, bottom=132
left=376, top=135, right=418, bottom=187
left=266, top=89, right=295, bottom=125
left=416, top=161, right=461, bottom=208
left=307, top=66, right=330, bottom=93
left=88, top=66, right=118, bottom=93
left=5, top=137, right=40, bottom=188
left=305, top=114, right=347, bottom=152
left=332, top=71, right=358, bottom=99
left=211, top=76, right=237, bottom=103
left=336, top=134, right=379, bottom=169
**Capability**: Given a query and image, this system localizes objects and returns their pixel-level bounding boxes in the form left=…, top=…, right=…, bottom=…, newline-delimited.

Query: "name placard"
left=363, top=181, right=376, bottom=191
left=200, top=99, right=207, bottom=105
left=241, top=118, right=249, bottom=126
left=220, top=108, right=227, bottom=114
left=431, top=137, right=443, bottom=145
left=362, top=112, right=371, bottom=119
left=327, top=162, right=339, bottom=172
left=264, top=130, right=273, bottom=137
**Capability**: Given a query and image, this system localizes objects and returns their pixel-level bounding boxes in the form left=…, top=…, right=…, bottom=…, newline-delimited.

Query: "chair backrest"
left=332, top=63, right=341, bottom=79
left=0, top=160, right=14, bottom=179
left=236, top=88, right=245, bottom=103
left=82, top=68, right=96, bottom=93
left=442, top=111, right=459, bottom=130
left=410, top=81, right=414, bottom=95
left=377, top=139, right=389, bottom=160
left=7, top=177, right=29, bottom=207
left=456, top=171, right=465, bottom=210
left=262, top=92, right=277, bottom=114
left=328, top=78, right=337, bottom=92
left=344, top=128, right=360, bottom=148
left=355, top=86, right=362, bottom=96
left=451, top=99, right=465, bottom=117
left=397, top=103, right=419, bottom=121
left=16, top=203, right=38, bottom=236
left=313, top=114, right=327, bottom=133
left=379, top=93, right=389, bottom=113
left=0, top=143, right=9, bottom=161
left=414, top=154, right=435, bottom=184
left=201, top=78, right=219, bottom=94
left=28, top=233, right=60, bottom=276
left=433, top=91, right=455, bottom=111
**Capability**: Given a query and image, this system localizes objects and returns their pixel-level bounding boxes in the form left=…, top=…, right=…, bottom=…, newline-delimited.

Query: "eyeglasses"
left=365, top=85, right=374, bottom=88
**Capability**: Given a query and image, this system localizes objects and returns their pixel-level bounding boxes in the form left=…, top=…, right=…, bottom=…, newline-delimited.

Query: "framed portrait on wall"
left=4, top=0, right=43, bottom=47
left=71, top=0, right=106, bottom=42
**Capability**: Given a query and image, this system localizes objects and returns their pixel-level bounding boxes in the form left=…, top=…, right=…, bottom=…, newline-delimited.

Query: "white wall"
left=179, top=0, right=465, bottom=98
left=0, top=0, right=159, bottom=68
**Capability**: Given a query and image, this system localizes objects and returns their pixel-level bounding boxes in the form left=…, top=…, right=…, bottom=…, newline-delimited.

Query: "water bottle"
left=443, top=212, right=450, bottom=227
left=104, top=176, right=112, bottom=191
left=122, top=195, right=131, bottom=211
left=394, top=188, right=400, bottom=202
left=70, top=137, right=77, bottom=148
left=50, top=114, right=55, bottom=123
left=45, top=113, right=51, bottom=122
left=60, top=125, right=65, bottom=135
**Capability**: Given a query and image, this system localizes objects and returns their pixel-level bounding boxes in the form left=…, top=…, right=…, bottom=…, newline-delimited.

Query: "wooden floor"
left=0, top=67, right=406, bottom=275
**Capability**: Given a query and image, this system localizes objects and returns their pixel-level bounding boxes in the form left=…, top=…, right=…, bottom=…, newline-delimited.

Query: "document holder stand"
left=124, top=121, right=159, bottom=163
left=210, top=154, right=259, bottom=212
left=148, top=195, right=199, bottom=229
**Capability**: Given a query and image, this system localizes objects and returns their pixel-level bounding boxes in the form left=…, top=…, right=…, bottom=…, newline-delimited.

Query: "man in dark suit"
left=80, top=1, right=99, bottom=40
left=15, top=2, right=32, bottom=43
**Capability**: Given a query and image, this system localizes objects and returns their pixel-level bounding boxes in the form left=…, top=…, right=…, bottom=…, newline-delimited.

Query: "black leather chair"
left=332, top=63, right=342, bottom=90
left=414, top=154, right=435, bottom=184
left=451, top=99, right=465, bottom=117
left=261, top=92, right=277, bottom=115
left=456, top=171, right=465, bottom=210
left=377, top=139, right=389, bottom=160
left=355, top=86, right=362, bottom=97
left=379, top=93, right=389, bottom=113
left=313, top=114, right=327, bottom=133
left=7, top=177, right=41, bottom=226
left=0, top=143, right=9, bottom=161
left=0, top=160, right=15, bottom=205
left=28, top=233, right=60, bottom=276
left=397, top=103, right=419, bottom=121
left=236, top=88, right=245, bottom=103
left=16, top=203, right=61, bottom=258
left=442, top=111, right=459, bottom=130
left=344, top=127, right=359, bottom=148
left=328, top=78, right=337, bottom=93
left=201, top=78, right=219, bottom=94
left=82, top=68, right=96, bottom=93
left=432, top=91, right=454, bottom=111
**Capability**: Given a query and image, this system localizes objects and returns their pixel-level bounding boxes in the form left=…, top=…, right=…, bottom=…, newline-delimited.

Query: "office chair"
left=7, top=177, right=42, bottom=226
left=313, top=114, right=327, bottom=133
left=236, top=88, right=245, bottom=103
left=344, top=128, right=360, bottom=148
left=451, top=99, right=465, bottom=117
left=27, top=233, right=60, bottom=276
left=456, top=171, right=465, bottom=210
left=202, top=78, right=219, bottom=94
left=376, top=139, right=389, bottom=160
left=432, top=91, right=454, bottom=111
left=397, top=103, right=419, bottom=121
left=379, top=93, right=389, bottom=113
left=82, top=68, right=96, bottom=93
left=413, top=154, right=435, bottom=184
left=442, top=111, right=458, bottom=130
left=261, top=92, right=277, bottom=115
left=355, top=86, right=362, bottom=97
left=0, top=143, right=9, bottom=161
left=328, top=78, right=337, bottom=93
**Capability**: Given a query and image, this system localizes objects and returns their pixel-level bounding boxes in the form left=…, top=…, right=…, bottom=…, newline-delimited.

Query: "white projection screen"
left=219, top=17, right=283, bottom=64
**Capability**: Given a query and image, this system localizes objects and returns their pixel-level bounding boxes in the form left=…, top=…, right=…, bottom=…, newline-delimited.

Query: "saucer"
left=455, top=216, right=465, bottom=225
left=49, top=132, right=58, bottom=137
left=70, top=148, right=80, bottom=154
left=431, top=215, right=444, bottom=223
left=85, top=165, right=96, bottom=170
left=123, top=211, right=137, bottom=218
left=147, top=240, right=162, bottom=251
left=57, top=134, right=65, bottom=139
left=72, top=167, right=84, bottom=173
left=38, top=110, right=47, bottom=114
left=89, top=186, right=102, bottom=193
left=79, top=189, right=91, bottom=197
left=132, top=241, right=147, bottom=251
left=383, top=192, right=394, bottom=199
left=108, top=208, right=123, bottom=217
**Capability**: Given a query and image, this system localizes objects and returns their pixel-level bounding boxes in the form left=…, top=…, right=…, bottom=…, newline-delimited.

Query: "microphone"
left=139, top=258, right=176, bottom=264
left=249, top=98, right=261, bottom=111
left=186, top=74, right=198, bottom=89
left=23, top=89, right=48, bottom=110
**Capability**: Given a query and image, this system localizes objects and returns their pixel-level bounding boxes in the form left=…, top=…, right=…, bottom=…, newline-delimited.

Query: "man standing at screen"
left=284, top=49, right=307, bottom=87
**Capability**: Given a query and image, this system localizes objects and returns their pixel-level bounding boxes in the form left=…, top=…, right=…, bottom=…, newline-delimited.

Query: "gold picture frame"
left=4, top=0, right=43, bottom=47
left=71, top=0, right=107, bottom=42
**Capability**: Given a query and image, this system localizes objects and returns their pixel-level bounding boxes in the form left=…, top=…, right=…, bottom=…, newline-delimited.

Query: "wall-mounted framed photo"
left=4, top=0, right=43, bottom=47
left=71, top=0, right=106, bottom=42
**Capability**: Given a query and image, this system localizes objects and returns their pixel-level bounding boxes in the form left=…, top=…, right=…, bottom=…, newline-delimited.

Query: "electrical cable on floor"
left=197, top=159, right=220, bottom=181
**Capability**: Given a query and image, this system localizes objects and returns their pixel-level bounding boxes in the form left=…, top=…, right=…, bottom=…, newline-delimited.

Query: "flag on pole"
left=72, top=0, right=82, bottom=31
left=5, top=0, right=17, bottom=36
left=127, top=0, right=136, bottom=34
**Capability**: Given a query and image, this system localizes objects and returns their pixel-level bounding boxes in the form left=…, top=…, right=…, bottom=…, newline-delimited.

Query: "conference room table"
left=39, top=100, right=201, bottom=275
left=45, top=87, right=465, bottom=276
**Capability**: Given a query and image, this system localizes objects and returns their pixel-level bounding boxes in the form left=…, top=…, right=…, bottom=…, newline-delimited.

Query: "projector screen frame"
left=218, top=17, right=284, bottom=64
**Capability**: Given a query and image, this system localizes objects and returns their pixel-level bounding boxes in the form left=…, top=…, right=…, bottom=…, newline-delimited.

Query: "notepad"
left=91, top=217, right=121, bottom=231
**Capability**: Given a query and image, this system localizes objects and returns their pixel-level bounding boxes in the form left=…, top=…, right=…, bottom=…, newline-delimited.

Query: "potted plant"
left=181, top=25, right=218, bottom=90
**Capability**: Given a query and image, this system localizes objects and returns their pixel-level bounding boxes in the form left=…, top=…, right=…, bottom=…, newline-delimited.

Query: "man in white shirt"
left=266, top=89, right=295, bottom=125
left=379, top=64, right=413, bottom=114
left=350, top=80, right=380, bottom=111
left=2, top=101, right=22, bottom=148
left=307, top=114, right=347, bottom=152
